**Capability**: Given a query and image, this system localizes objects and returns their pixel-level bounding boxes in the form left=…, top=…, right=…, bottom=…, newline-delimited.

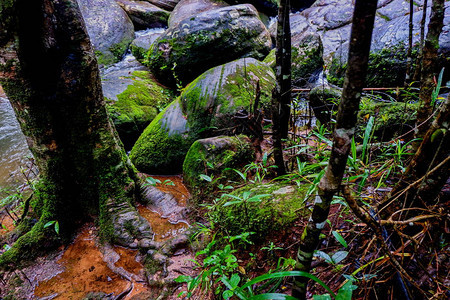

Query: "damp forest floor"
left=0, top=164, right=449, bottom=299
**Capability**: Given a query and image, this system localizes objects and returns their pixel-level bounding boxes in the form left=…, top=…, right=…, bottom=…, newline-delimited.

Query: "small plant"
left=44, top=220, right=60, bottom=234
left=143, top=176, right=175, bottom=187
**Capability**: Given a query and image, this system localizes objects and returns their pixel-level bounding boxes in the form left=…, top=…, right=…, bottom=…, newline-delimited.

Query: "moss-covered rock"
left=130, top=98, right=191, bottom=174
left=308, top=85, right=342, bottom=125
left=116, top=0, right=170, bottom=30
left=168, top=0, right=229, bottom=28
left=103, top=70, right=173, bottom=149
left=358, top=99, right=419, bottom=141
left=146, top=4, right=272, bottom=87
left=130, top=29, right=165, bottom=62
left=181, top=57, right=275, bottom=136
left=264, top=32, right=323, bottom=87
left=183, top=135, right=255, bottom=190
left=130, top=58, right=275, bottom=173
left=78, top=0, right=135, bottom=66
left=209, top=183, right=308, bottom=241
left=329, top=44, right=419, bottom=87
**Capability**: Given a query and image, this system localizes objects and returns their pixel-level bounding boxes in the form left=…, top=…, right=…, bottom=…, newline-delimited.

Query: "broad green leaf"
left=249, top=293, right=298, bottom=300
left=199, top=174, right=212, bottom=182
left=175, top=275, right=192, bottom=283
left=332, top=251, right=349, bottom=264
left=336, top=280, right=357, bottom=300
left=314, top=250, right=333, bottom=264
left=313, top=294, right=332, bottom=300
left=44, top=220, right=56, bottom=228
left=332, top=231, right=348, bottom=248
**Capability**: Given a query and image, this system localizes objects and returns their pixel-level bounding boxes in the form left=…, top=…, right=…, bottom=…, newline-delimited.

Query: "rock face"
left=145, top=0, right=180, bottom=11
left=264, top=32, right=323, bottom=87
left=101, top=56, right=172, bottom=149
left=130, top=58, right=275, bottom=174
left=308, top=85, right=341, bottom=125
left=183, top=135, right=255, bottom=190
left=130, top=28, right=165, bottom=61
left=78, top=0, right=135, bottom=66
left=168, top=0, right=229, bottom=28
left=328, top=1, right=450, bottom=87
left=226, top=0, right=278, bottom=16
left=116, top=0, right=170, bottom=30
left=147, top=4, right=272, bottom=87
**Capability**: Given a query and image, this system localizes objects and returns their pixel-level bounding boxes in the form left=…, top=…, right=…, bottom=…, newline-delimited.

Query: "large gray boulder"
left=78, top=0, right=135, bottom=66
left=168, top=0, right=229, bottom=28
left=130, top=58, right=275, bottom=173
left=328, top=1, right=450, bottom=87
left=264, top=32, right=323, bottom=87
left=147, top=4, right=272, bottom=87
left=116, top=0, right=170, bottom=30
left=145, top=0, right=180, bottom=11
left=130, top=28, right=165, bottom=61
left=101, top=56, right=173, bottom=149
left=226, top=0, right=278, bottom=16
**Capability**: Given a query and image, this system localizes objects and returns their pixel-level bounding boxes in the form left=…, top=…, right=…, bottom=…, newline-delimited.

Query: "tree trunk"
left=0, top=0, right=151, bottom=269
left=404, top=0, right=414, bottom=85
left=412, top=0, right=429, bottom=82
left=271, top=0, right=291, bottom=176
left=292, top=0, right=378, bottom=298
left=413, top=0, right=445, bottom=150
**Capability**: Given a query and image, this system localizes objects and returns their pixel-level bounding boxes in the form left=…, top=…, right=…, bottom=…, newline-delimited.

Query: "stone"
left=264, top=32, right=324, bottom=87
left=182, top=135, right=255, bottom=191
left=147, top=4, right=272, bottom=87
left=145, top=0, right=180, bottom=11
left=116, top=0, right=170, bottom=30
left=77, top=0, right=135, bottom=66
left=168, top=0, right=229, bottom=28
left=130, top=58, right=275, bottom=173
left=130, top=28, right=165, bottom=61
left=101, top=57, right=173, bottom=149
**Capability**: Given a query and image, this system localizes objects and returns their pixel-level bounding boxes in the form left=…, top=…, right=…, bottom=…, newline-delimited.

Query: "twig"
left=342, top=186, right=431, bottom=297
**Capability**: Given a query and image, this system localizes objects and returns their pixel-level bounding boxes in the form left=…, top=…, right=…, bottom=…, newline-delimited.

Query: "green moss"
left=129, top=99, right=192, bottom=174
left=209, top=183, right=309, bottom=242
left=107, top=70, right=173, bottom=148
left=329, top=44, right=419, bottom=87
left=95, top=38, right=133, bottom=66
left=182, top=135, right=255, bottom=194
left=357, top=100, right=419, bottom=140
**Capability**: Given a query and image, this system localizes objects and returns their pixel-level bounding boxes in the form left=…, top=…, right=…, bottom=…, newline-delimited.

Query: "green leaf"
left=199, top=174, right=212, bottom=182
left=362, top=116, right=374, bottom=163
left=54, top=221, right=59, bottom=234
left=175, top=275, right=192, bottom=283
left=223, top=200, right=242, bottom=207
left=332, top=231, right=348, bottom=248
left=336, top=280, right=358, bottom=300
left=238, top=271, right=335, bottom=298
left=313, top=295, right=332, bottom=300
left=44, top=220, right=56, bottom=228
left=314, top=250, right=333, bottom=264
left=229, top=273, right=241, bottom=287
left=332, top=251, right=349, bottom=264
left=249, top=293, right=298, bottom=300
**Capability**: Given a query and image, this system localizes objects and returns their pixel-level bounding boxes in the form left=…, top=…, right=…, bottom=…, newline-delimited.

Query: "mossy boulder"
left=147, top=4, right=272, bottom=87
left=116, top=0, right=170, bottom=30
left=168, top=0, right=229, bottom=28
left=357, top=100, right=419, bottom=141
left=226, top=0, right=278, bottom=16
left=145, top=0, right=180, bottom=11
left=130, top=98, right=191, bottom=174
left=209, top=183, right=308, bottom=241
left=130, top=29, right=165, bottom=62
left=183, top=135, right=255, bottom=190
left=102, top=67, right=173, bottom=149
left=329, top=44, right=419, bottom=88
left=264, top=32, right=323, bottom=87
left=130, top=58, right=275, bottom=173
left=308, top=85, right=342, bottom=125
left=78, top=0, right=135, bottom=66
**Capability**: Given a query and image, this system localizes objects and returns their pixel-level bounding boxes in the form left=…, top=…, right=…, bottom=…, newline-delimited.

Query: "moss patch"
left=183, top=135, right=255, bottom=193
left=107, top=70, right=173, bottom=149
left=209, top=183, right=309, bottom=242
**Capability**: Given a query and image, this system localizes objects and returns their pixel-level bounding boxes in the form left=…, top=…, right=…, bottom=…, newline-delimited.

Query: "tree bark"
left=272, top=0, right=291, bottom=176
left=0, top=0, right=151, bottom=269
left=413, top=0, right=445, bottom=150
left=412, top=0, right=429, bottom=82
left=292, top=0, right=378, bottom=298
left=404, top=0, right=414, bottom=85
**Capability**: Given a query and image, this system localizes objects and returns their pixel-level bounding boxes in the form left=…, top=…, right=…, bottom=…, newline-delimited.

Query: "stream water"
left=0, top=91, right=32, bottom=190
